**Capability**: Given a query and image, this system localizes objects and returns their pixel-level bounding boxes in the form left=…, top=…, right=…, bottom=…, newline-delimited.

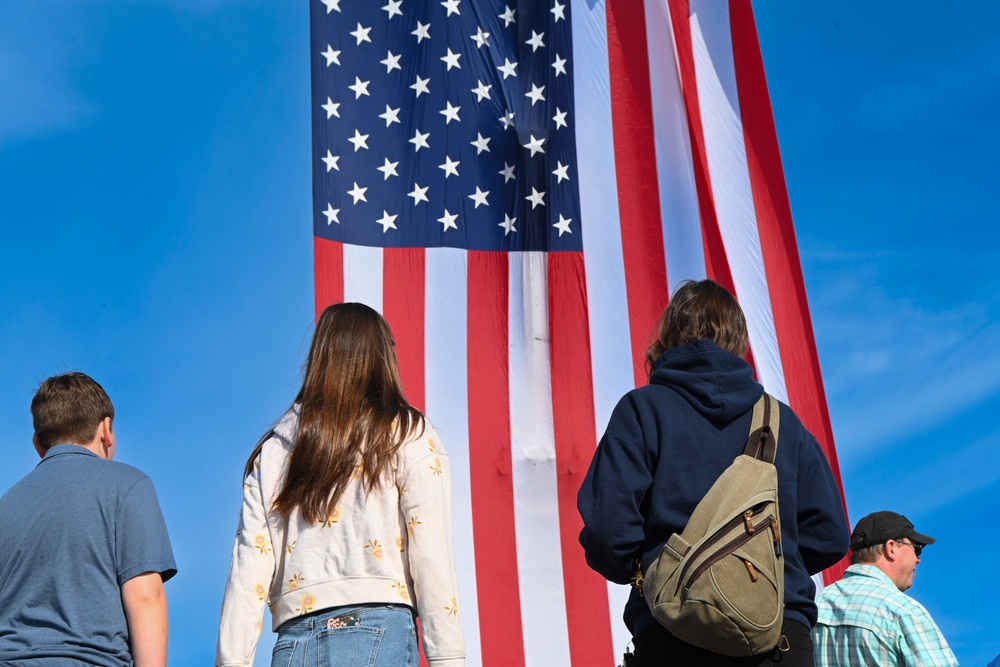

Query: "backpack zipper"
left=673, top=500, right=771, bottom=597
left=683, top=512, right=775, bottom=592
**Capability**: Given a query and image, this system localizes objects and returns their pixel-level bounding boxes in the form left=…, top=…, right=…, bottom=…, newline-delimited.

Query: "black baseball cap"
left=850, top=511, right=936, bottom=551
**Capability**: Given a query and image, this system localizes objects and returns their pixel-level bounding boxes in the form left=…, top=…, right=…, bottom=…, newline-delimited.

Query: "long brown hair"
left=244, top=302, right=424, bottom=523
left=645, top=279, right=749, bottom=380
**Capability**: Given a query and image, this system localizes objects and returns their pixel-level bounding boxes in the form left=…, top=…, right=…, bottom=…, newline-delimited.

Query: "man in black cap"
left=812, top=511, right=957, bottom=666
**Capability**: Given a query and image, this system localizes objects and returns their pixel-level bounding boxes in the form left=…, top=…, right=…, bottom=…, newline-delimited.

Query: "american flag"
left=310, top=1, right=849, bottom=665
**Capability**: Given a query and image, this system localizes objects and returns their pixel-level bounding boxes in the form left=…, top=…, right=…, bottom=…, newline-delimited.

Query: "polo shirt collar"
left=40, top=444, right=100, bottom=464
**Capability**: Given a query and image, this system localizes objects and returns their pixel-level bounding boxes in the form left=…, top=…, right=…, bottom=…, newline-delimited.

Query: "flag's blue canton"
left=311, top=0, right=581, bottom=252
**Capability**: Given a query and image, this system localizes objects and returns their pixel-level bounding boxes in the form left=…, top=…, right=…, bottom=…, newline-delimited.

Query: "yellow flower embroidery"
left=286, top=540, right=297, bottom=554
left=395, top=535, right=405, bottom=552
left=392, top=580, right=410, bottom=601
left=428, top=437, right=438, bottom=453
left=296, top=594, right=316, bottom=614
left=243, top=483, right=251, bottom=492
left=407, top=516, right=422, bottom=537
left=253, top=533, right=271, bottom=555
left=352, top=464, right=364, bottom=481
left=288, top=573, right=305, bottom=591
left=429, top=457, right=443, bottom=476
left=445, top=596, right=459, bottom=617
left=365, top=539, right=384, bottom=560
left=326, top=507, right=341, bottom=527
left=254, top=583, right=266, bottom=601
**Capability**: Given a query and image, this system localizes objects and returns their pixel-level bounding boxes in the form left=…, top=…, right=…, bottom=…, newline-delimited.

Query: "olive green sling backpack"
left=641, top=392, right=784, bottom=657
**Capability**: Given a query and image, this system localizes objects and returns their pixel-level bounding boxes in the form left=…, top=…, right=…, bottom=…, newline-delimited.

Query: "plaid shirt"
left=813, top=564, right=958, bottom=667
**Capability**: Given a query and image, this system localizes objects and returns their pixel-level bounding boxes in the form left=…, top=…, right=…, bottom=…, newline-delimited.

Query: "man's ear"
left=32, top=434, right=45, bottom=459
left=99, top=417, right=116, bottom=460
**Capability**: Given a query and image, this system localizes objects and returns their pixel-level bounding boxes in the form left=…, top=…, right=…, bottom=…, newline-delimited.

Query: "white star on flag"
left=554, top=214, right=572, bottom=236
left=499, top=162, right=515, bottom=183
left=525, top=187, right=546, bottom=209
left=348, top=130, right=369, bottom=151
left=411, top=75, right=430, bottom=97
left=525, top=83, right=546, bottom=106
left=379, top=105, right=401, bottom=127
left=350, top=23, right=372, bottom=45
left=376, top=210, right=398, bottom=232
left=409, top=129, right=430, bottom=151
left=377, top=158, right=399, bottom=180
left=553, top=108, right=568, bottom=129
left=471, top=27, right=490, bottom=49
left=323, top=45, right=341, bottom=66
left=408, top=183, right=430, bottom=205
left=439, top=156, right=461, bottom=177
left=347, top=182, right=368, bottom=204
left=499, top=111, right=515, bottom=130
left=382, top=0, right=402, bottom=19
left=468, top=187, right=489, bottom=208
left=321, top=0, right=340, bottom=13
left=497, top=58, right=517, bottom=79
left=526, top=31, right=545, bottom=52
left=349, top=77, right=370, bottom=99
left=412, top=21, right=431, bottom=43
left=438, top=210, right=459, bottom=231
left=472, top=81, right=492, bottom=102
left=499, top=5, right=515, bottom=27
left=322, top=97, right=340, bottom=119
left=552, top=54, right=567, bottom=76
left=440, top=101, right=461, bottom=124
left=471, top=133, right=491, bottom=155
left=522, top=134, right=545, bottom=157
left=441, top=0, right=461, bottom=17
left=552, top=162, right=570, bottom=182
left=322, top=150, right=340, bottom=172
left=440, top=49, right=462, bottom=71
left=380, top=51, right=402, bottom=73
left=323, top=203, right=339, bottom=224
left=499, top=213, right=517, bottom=234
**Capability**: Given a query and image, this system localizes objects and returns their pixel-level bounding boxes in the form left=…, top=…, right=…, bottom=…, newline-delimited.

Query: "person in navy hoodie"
left=578, top=279, right=849, bottom=667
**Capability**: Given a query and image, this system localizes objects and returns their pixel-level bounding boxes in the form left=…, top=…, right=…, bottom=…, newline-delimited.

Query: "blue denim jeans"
left=270, top=604, right=419, bottom=667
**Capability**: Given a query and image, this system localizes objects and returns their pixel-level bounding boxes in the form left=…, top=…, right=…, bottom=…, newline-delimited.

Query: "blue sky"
left=1, top=2, right=998, bottom=665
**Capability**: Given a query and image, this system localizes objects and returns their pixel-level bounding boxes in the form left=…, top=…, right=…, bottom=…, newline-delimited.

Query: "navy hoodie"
left=578, top=340, right=849, bottom=639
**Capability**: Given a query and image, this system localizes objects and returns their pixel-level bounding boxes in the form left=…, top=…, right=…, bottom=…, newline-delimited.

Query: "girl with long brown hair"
left=217, top=303, right=465, bottom=667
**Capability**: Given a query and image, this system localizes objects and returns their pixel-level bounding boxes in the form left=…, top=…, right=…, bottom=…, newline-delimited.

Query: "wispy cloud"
left=0, top=11, right=98, bottom=145
left=807, top=252, right=1000, bottom=463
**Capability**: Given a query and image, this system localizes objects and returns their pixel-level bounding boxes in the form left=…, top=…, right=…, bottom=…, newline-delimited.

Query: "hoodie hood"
left=649, top=339, right=762, bottom=426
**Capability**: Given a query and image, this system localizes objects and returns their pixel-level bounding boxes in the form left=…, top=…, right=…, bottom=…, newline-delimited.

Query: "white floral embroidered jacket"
left=216, top=406, right=465, bottom=666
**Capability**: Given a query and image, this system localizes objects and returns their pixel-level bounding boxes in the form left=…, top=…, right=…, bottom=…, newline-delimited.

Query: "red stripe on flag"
left=605, top=0, right=670, bottom=387
left=313, top=236, right=344, bottom=314
left=728, top=0, right=849, bottom=582
left=667, top=0, right=738, bottom=296
left=548, top=253, right=615, bottom=667
left=466, top=251, right=525, bottom=667
left=382, top=247, right=427, bottom=414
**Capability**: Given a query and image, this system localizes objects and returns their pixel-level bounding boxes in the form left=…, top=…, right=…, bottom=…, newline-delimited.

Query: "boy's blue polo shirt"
left=0, top=444, right=176, bottom=666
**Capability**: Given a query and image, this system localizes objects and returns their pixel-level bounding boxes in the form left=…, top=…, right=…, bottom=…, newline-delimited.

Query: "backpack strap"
left=743, top=393, right=780, bottom=464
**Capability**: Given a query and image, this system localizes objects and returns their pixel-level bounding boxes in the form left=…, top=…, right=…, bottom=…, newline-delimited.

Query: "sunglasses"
left=895, top=540, right=923, bottom=557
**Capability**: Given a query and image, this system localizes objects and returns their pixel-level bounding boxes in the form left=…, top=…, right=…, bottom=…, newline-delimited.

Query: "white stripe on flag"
left=508, top=253, right=573, bottom=665
left=343, top=244, right=383, bottom=312
left=424, top=248, right=481, bottom=665
left=572, top=0, right=638, bottom=657
left=689, top=1, right=788, bottom=402
left=645, top=0, right=706, bottom=292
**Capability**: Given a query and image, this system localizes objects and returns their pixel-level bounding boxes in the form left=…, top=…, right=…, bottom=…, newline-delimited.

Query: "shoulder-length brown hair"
left=244, top=302, right=424, bottom=523
left=645, top=279, right=749, bottom=380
